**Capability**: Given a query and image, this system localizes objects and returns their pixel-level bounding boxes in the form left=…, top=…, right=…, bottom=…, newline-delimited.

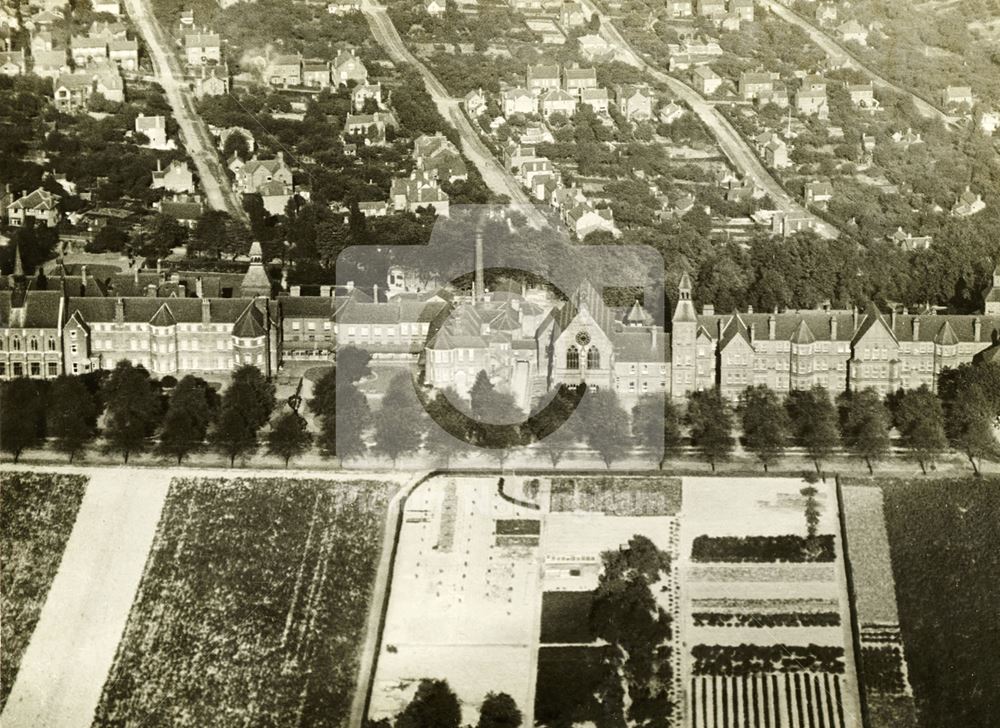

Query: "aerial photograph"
left=0, top=0, right=997, bottom=725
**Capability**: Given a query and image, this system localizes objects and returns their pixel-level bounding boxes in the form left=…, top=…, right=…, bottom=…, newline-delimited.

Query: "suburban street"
left=362, top=0, right=550, bottom=228
left=579, top=0, right=841, bottom=240
left=759, top=0, right=960, bottom=128
left=121, top=0, right=249, bottom=222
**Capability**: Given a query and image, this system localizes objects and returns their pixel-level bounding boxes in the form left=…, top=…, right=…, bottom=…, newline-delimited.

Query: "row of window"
left=0, top=337, right=58, bottom=351
left=566, top=346, right=600, bottom=369
left=0, top=362, right=59, bottom=377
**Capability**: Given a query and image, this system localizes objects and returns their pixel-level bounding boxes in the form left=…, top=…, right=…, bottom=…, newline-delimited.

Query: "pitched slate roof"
left=0, top=290, right=63, bottom=328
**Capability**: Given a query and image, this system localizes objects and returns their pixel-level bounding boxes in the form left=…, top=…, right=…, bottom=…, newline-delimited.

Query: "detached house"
left=269, top=54, right=301, bottom=87
left=0, top=49, right=26, bottom=76
left=343, top=111, right=398, bottom=145
left=354, top=81, right=384, bottom=111
left=763, top=137, right=789, bottom=169
left=837, top=19, right=868, bottom=45
left=193, top=64, right=229, bottom=97
left=562, top=64, right=597, bottom=96
left=888, top=227, right=933, bottom=251
left=302, top=60, right=330, bottom=88
left=414, top=132, right=468, bottom=182
left=730, top=0, right=754, bottom=21
left=804, top=180, right=833, bottom=208
left=151, top=159, right=195, bottom=194
left=502, top=87, right=538, bottom=116
left=526, top=64, right=561, bottom=93
left=53, top=72, right=94, bottom=112
left=951, top=187, right=985, bottom=217
left=847, top=83, right=877, bottom=109
left=333, top=49, right=368, bottom=85
left=942, top=86, right=973, bottom=108
left=666, top=0, right=693, bottom=16
left=463, top=87, right=487, bottom=118
left=692, top=65, right=721, bottom=95
left=615, top=84, right=654, bottom=121
left=184, top=31, right=221, bottom=66
left=795, top=87, right=829, bottom=118
left=559, top=0, right=587, bottom=30
left=7, top=188, right=60, bottom=227
left=235, top=153, right=293, bottom=195
left=580, top=87, right=609, bottom=114
left=108, top=38, right=138, bottom=70
left=70, top=34, right=107, bottom=65
left=31, top=48, right=68, bottom=78
left=390, top=171, right=450, bottom=217
left=696, top=0, right=726, bottom=18
left=540, top=88, right=577, bottom=118
left=739, top=71, right=778, bottom=100
left=566, top=203, right=618, bottom=239
left=135, top=113, right=169, bottom=148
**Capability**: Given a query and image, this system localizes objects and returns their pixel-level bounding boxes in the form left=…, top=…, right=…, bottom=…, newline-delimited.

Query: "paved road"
left=760, top=0, right=960, bottom=128
left=122, top=0, right=249, bottom=223
left=1, top=469, right=172, bottom=728
left=362, top=1, right=549, bottom=228
left=579, top=0, right=840, bottom=239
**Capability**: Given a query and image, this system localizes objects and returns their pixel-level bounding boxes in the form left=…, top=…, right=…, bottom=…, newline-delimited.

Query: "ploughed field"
left=0, top=472, right=88, bottom=710
left=92, top=476, right=392, bottom=728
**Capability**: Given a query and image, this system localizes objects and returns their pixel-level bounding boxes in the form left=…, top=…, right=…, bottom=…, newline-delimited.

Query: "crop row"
left=693, top=612, right=841, bottom=628
left=691, top=644, right=845, bottom=676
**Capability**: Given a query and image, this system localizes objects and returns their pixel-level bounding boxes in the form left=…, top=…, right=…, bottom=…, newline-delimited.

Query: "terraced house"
left=670, top=271, right=1000, bottom=401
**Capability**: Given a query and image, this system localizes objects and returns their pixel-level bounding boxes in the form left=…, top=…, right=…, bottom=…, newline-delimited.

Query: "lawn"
left=534, top=646, right=617, bottom=728
left=876, top=477, right=1000, bottom=728
left=93, top=476, right=392, bottom=728
left=539, top=591, right=597, bottom=644
left=0, top=472, right=88, bottom=709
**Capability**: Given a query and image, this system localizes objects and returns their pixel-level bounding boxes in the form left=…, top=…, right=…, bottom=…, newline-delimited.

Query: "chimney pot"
left=195, top=276, right=203, bottom=298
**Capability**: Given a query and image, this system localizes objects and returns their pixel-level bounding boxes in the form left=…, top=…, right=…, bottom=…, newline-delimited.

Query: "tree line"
left=2, top=356, right=998, bottom=473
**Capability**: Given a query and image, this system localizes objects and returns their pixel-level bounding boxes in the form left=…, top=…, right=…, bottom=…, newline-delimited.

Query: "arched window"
left=566, top=345, right=579, bottom=369
left=12, top=337, right=21, bottom=351
left=47, top=338, right=57, bottom=351
left=587, top=347, right=601, bottom=369
left=29, top=337, right=39, bottom=351
left=0, top=338, right=4, bottom=350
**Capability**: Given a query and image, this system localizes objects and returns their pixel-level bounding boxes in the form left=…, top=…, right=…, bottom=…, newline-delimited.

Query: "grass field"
left=0, top=471, right=88, bottom=709
left=92, top=476, right=392, bottom=728
left=535, top=646, right=616, bottom=727
left=877, top=477, right=1000, bottom=728
left=539, top=591, right=596, bottom=644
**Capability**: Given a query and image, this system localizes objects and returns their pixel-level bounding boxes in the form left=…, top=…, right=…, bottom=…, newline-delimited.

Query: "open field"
left=873, top=477, right=1000, bottom=728
left=93, top=476, right=393, bottom=728
left=0, top=472, right=88, bottom=710
left=369, top=476, right=541, bottom=725
left=679, top=478, right=862, bottom=728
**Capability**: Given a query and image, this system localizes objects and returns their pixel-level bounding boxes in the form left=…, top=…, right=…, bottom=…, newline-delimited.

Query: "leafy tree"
left=191, top=209, right=231, bottom=258
left=396, top=679, right=461, bottom=728
left=372, top=371, right=425, bottom=466
left=267, top=408, right=313, bottom=466
left=102, top=361, right=162, bottom=463
left=686, top=389, right=734, bottom=471
left=739, top=385, right=790, bottom=472
left=337, top=346, right=372, bottom=383
left=800, top=485, right=820, bottom=539
left=210, top=365, right=276, bottom=466
left=578, top=388, right=632, bottom=468
left=308, top=366, right=338, bottom=418
left=838, top=388, right=892, bottom=474
left=786, top=386, right=840, bottom=473
left=0, top=378, right=46, bottom=462
left=157, top=375, right=216, bottom=464
left=938, top=363, right=1000, bottom=475
left=424, top=389, right=471, bottom=467
left=228, top=364, right=276, bottom=429
left=47, top=375, right=98, bottom=461
left=141, top=213, right=188, bottom=259
left=317, top=381, right=370, bottom=464
left=891, top=385, right=949, bottom=474
left=479, top=693, right=522, bottom=728
left=631, top=394, right=683, bottom=469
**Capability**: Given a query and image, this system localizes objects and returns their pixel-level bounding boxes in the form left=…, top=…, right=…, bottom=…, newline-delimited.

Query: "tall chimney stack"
left=974, top=317, right=981, bottom=342
left=474, top=220, right=485, bottom=303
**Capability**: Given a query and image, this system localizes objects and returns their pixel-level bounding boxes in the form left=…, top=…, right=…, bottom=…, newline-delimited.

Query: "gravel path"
left=1, top=468, right=172, bottom=728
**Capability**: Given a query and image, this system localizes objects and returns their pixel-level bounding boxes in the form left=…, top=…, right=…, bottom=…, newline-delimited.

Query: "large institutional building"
left=3, top=239, right=1000, bottom=403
